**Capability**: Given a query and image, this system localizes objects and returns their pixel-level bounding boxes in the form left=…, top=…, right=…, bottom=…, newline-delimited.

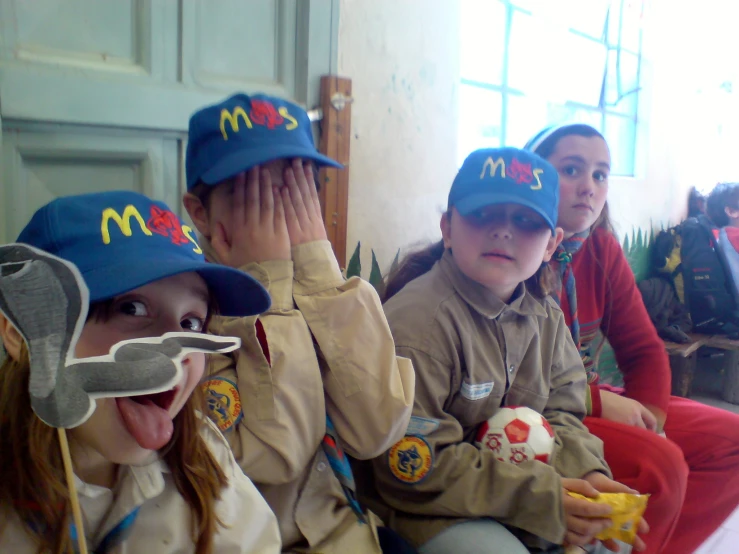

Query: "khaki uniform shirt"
left=370, top=251, right=610, bottom=547
left=202, top=239, right=415, bottom=553
left=0, top=418, right=281, bottom=553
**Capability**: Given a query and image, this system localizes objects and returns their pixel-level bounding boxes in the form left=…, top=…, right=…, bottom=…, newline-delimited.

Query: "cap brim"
left=454, top=193, right=556, bottom=231
left=197, top=144, right=343, bottom=189
left=82, top=254, right=271, bottom=317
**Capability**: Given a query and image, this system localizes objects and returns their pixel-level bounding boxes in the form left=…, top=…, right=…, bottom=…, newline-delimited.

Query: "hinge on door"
left=330, top=92, right=354, bottom=111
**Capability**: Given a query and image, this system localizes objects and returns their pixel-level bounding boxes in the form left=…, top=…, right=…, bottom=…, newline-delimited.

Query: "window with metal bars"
left=459, top=0, right=643, bottom=176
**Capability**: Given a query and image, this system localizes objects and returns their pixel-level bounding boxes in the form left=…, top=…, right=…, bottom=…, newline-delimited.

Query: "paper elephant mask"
left=0, top=243, right=240, bottom=429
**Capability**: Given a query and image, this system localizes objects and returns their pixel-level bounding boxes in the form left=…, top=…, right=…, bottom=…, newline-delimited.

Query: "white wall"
left=606, top=0, right=685, bottom=238
left=338, top=0, right=460, bottom=273
left=609, top=0, right=739, bottom=238
left=338, top=0, right=738, bottom=272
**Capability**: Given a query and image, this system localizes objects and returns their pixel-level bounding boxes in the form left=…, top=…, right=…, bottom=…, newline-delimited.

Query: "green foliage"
left=369, top=250, right=384, bottom=295
left=388, top=249, right=401, bottom=278
left=346, top=242, right=362, bottom=279
left=622, top=226, right=656, bottom=283
left=592, top=335, right=625, bottom=388
left=597, top=224, right=668, bottom=385
left=346, top=241, right=400, bottom=296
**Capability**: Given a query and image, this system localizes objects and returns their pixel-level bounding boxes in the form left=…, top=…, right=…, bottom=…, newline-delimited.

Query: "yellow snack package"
left=567, top=492, right=649, bottom=545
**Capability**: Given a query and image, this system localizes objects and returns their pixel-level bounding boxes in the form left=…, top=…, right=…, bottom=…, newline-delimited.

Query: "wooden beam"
left=317, top=75, right=352, bottom=269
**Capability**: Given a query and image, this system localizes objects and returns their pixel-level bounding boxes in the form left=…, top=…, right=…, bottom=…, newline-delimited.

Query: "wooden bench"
left=664, top=334, right=706, bottom=398
left=664, top=333, right=739, bottom=402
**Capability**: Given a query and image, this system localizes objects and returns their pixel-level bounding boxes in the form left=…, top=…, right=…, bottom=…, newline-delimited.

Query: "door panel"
left=2, top=122, right=179, bottom=240
left=0, top=0, right=338, bottom=242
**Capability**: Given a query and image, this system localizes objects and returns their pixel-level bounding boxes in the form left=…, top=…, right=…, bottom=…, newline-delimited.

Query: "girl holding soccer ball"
left=365, top=147, right=648, bottom=554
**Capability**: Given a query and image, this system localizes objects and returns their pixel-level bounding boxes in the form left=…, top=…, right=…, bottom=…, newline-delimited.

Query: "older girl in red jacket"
left=526, top=123, right=739, bottom=554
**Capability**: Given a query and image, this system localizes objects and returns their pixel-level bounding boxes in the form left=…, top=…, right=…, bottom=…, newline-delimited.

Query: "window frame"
left=459, top=0, right=643, bottom=176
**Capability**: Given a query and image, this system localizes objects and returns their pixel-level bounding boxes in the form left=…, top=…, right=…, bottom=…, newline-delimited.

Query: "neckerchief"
left=553, top=230, right=594, bottom=382
left=321, top=415, right=366, bottom=523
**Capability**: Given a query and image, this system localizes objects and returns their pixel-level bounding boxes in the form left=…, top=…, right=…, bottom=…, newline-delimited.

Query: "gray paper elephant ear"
left=0, top=243, right=241, bottom=429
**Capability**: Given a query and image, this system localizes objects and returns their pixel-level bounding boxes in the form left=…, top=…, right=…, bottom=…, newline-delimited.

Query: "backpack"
left=718, top=227, right=739, bottom=302
left=653, top=215, right=739, bottom=335
left=637, top=276, right=692, bottom=343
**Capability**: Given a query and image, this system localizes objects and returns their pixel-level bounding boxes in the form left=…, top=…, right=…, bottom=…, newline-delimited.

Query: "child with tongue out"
left=0, top=191, right=281, bottom=553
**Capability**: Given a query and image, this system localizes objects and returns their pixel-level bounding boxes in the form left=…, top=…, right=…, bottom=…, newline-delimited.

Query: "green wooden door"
left=0, top=0, right=339, bottom=242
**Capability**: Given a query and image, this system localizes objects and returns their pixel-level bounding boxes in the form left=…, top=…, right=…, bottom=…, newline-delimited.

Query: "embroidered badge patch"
left=388, top=436, right=433, bottom=484
left=202, top=377, right=243, bottom=432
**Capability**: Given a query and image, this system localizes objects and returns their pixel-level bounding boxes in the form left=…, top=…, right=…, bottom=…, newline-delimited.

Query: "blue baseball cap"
left=186, top=92, right=342, bottom=190
left=16, top=191, right=271, bottom=317
left=449, top=147, right=559, bottom=231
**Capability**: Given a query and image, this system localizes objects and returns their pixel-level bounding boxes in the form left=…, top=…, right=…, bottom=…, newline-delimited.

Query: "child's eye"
left=513, top=214, right=547, bottom=232
left=181, top=316, right=205, bottom=333
left=468, top=210, right=488, bottom=223
left=560, top=166, right=579, bottom=178
left=119, top=301, right=148, bottom=317
left=594, top=171, right=609, bottom=183
left=466, top=208, right=501, bottom=226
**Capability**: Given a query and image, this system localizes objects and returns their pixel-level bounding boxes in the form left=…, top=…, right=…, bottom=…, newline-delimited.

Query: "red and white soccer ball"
left=475, top=406, right=555, bottom=465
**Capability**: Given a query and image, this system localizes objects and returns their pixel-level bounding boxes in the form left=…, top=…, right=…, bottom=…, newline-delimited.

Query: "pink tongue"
left=116, top=397, right=173, bottom=451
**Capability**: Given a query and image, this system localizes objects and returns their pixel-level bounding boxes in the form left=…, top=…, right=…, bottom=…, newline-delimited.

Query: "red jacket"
left=557, top=227, right=671, bottom=417
left=725, top=226, right=739, bottom=251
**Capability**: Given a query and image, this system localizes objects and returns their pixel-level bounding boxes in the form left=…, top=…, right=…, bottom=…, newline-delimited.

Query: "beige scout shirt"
left=201, top=239, right=415, bottom=553
left=0, top=417, right=281, bottom=553
left=371, top=251, right=610, bottom=547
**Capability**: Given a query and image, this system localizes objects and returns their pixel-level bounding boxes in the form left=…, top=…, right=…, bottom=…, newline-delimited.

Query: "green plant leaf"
left=369, top=250, right=385, bottom=295
left=347, top=242, right=361, bottom=279
left=623, top=226, right=657, bottom=283
left=389, top=249, right=401, bottom=277
left=592, top=334, right=624, bottom=388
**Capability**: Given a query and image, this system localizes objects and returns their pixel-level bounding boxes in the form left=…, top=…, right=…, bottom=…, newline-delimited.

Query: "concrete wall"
left=338, top=0, right=738, bottom=272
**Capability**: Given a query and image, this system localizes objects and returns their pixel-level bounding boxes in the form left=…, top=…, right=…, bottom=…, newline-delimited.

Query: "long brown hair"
left=383, top=211, right=558, bottom=302
left=0, top=346, right=227, bottom=554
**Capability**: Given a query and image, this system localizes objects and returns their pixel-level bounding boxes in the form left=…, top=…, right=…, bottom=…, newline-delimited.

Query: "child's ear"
left=725, top=206, right=739, bottom=220
left=440, top=211, right=452, bottom=249
left=183, top=193, right=211, bottom=238
left=542, top=227, right=565, bottom=262
left=0, top=314, right=24, bottom=361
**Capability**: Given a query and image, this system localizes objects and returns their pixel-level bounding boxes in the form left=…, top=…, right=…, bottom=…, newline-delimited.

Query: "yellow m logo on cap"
left=101, top=206, right=152, bottom=245
left=220, top=107, right=253, bottom=140
left=480, top=157, right=506, bottom=179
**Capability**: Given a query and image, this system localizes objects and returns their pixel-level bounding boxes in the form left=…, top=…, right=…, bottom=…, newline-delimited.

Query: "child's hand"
left=561, top=478, right=613, bottom=548
left=600, top=390, right=658, bottom=432
left=582, top=472, right=650, bottom=552
left=212, top=166, right=291, bottom=267
left=281, top=159, right=328, bottom=246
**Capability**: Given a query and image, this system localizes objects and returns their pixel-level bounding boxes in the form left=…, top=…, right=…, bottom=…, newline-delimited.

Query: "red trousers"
left=585, top=396, right=739, bottom=554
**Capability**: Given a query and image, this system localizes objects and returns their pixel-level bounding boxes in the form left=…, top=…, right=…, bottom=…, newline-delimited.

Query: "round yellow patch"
left=388, top=435, right=433, bottom=484
left=202, top=377, right=243, bottom=432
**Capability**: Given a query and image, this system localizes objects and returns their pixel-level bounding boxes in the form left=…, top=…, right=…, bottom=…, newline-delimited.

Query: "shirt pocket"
left=447, top=382, right=505, bottom=442
left=504, top=383, right=549, bottom=414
